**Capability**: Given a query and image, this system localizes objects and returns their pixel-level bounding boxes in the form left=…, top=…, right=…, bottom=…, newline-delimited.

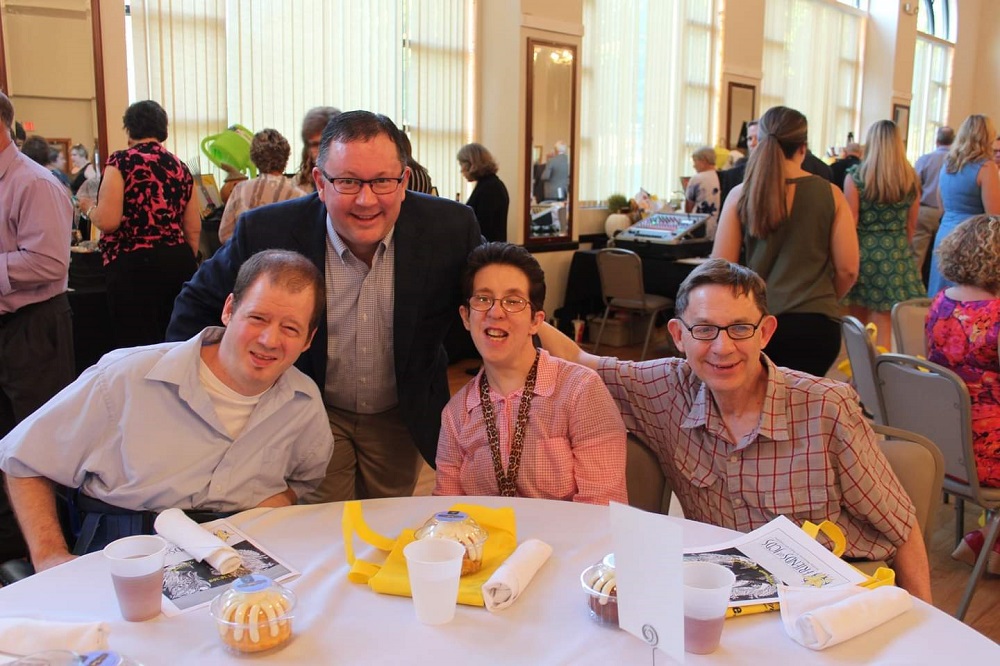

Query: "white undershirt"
left=198, top=359, right=265, bottom=439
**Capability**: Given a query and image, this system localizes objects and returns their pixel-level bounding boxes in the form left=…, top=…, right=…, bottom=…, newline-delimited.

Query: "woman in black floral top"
left=78, top=100, right=200, bottom=348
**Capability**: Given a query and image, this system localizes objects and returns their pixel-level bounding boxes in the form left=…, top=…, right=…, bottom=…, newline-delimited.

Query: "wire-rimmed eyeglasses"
left=468, top=295, right=530, bottom=314
left=675, top=315, right=766, bottom=341
left=319, top=168, right=406, bottom=195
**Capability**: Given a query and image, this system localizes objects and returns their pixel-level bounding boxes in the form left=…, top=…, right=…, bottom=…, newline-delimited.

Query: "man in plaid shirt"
left=539, top=258, right=932, bottom=602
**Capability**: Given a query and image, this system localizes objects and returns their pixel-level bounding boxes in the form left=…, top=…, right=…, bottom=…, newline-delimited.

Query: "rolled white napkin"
left=778, top=584, right=912, bottom=650
left=0, top=618, right=109, bottom=656
left=154, top=508, right=242, bottom=574
left=481, top=538, right=553, bottom=612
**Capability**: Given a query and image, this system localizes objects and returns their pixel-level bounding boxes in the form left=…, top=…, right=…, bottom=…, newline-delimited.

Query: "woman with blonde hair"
left=685, top=145, right=721, bottom=238
left=927, top=114, right=1000, bottom=296
left=294, top=105, right=341, bottom=191
left=712, top=106, right=858, bottom=376
left=458, top=142, right=509, bottom=242
left=842, top=120, right=924, bottom=349
left=925, top=214, right=1000, bottom=572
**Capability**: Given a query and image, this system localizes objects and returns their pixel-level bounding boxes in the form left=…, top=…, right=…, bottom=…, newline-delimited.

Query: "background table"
left=0, top=497, right=996, bottom=663
left=556, top=250, right=701, bottom=335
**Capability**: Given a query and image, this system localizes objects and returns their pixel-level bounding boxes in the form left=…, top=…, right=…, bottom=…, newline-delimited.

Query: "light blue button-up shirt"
left=0, top=328, right=334, bottom=511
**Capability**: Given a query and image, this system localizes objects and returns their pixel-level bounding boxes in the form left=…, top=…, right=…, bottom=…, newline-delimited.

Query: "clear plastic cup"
left=103, top=535, right=167, bottom=622
left=683, top=561, right=735, bottom=655
left=403, top=538, right=466, bottom=625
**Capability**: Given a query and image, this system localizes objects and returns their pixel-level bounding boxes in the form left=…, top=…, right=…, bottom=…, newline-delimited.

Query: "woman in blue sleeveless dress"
left=928, top=114, right=1000, bottom=297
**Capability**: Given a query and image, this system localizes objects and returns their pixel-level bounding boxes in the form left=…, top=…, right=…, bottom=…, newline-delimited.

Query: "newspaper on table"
left=159, top=518, right=297, bottom=617
left=682, top=515, right=867, bottom=612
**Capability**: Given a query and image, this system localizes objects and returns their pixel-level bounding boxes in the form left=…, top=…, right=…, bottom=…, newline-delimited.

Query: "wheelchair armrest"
left=0, top=558, right=35, bottom=585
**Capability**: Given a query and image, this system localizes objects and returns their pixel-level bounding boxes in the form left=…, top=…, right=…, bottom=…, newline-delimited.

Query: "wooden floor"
left=447, top=333, right=1000, bottom=642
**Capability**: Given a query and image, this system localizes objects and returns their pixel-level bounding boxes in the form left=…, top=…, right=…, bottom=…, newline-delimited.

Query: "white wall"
left=12, top=0, right=999, bottom=315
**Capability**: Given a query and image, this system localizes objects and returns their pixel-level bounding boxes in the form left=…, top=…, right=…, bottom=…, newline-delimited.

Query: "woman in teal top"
left=712, top=106, right=858, bottom=377
left=928, top=114, right=1000, bottom=297
left=843, top=120, right=924, bottom=350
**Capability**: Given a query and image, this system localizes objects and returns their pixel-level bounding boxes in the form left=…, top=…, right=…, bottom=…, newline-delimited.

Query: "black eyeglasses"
left=319, top=168, right=406, bottom=195
left=468, top=295, right=530, bottom=314
left=676, top=315, right=766, bottom=341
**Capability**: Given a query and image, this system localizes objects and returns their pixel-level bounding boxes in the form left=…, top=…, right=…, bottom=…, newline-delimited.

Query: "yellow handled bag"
left=342, top=501, right=517, bottom=607
left=725, top=520, right=895, bottom=619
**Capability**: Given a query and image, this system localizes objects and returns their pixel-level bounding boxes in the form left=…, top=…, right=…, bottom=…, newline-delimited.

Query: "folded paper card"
left=0, top=618, right=109, bottom=656
left=154, top=508, right=242, bottom=574
left=342, top=501, right=517, bottom=607
left=482, top=538, right=552, bottom=612
left=778, top=584, right=912, bottom=650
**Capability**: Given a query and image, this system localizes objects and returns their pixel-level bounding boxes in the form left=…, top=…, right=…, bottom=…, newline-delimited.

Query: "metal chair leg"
left=956, top=511, right=1000, bottom=622
left=593, top=306, right=611, bottom=355
left=955, top=497, right=965, bottom=549
left=639, top=311, right=656, bottom=361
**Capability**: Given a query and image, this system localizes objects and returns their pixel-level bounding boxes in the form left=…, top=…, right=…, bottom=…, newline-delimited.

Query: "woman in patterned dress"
left=77, top=100, right=200, bottom=348
left=925, top=215, right=1000, bottom=572
left=843, top=120, right=924, bottom=350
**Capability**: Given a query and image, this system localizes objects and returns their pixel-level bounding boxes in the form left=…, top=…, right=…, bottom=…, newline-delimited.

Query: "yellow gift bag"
left=342, top=501, right=517, bottom=607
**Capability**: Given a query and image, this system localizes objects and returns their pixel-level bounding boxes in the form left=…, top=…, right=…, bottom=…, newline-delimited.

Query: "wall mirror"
left=0, top=0, right=108, bottom=166
left=726, top=82, right=756, bottom=150
left=525, top=38, right=576, bottom=248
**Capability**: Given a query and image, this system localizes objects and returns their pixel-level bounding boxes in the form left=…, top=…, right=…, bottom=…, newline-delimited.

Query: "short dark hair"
left=461, top=242, right=546, bottom=313
left=231, top=250, right=325, bottom=333
left=13, top=121, right=26, bottom=143
left=936, top=126, right=955, bottom=146
left=122, top=100, right=169, bottom=142
left=21, top=135, right=50, bottom=166
left=316, top=110, right=406, bottom=170
left=250, top=128, right=292, bottom=174
left=0, top=92, right=13, bottom=131
left=674, top=258, right=768, bottom=318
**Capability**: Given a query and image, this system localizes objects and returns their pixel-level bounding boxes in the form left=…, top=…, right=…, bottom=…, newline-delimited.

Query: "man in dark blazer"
left=167, top=111, right=481, bottom=501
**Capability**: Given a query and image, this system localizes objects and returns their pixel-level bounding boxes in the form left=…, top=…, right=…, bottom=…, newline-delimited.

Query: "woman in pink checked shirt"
left=433, top=242, right=628, bottom=505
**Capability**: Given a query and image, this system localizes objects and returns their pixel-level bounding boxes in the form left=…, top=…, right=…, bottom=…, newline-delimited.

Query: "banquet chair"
left=875, top=353, right=1000, bottom=621
left=871, top=423, right=944, bottom=550
left=841, top=316, right=885, bottom=423
left=625, top=432, right=672, bottom=514
left=891, top=297, right=932, bottom=356
left=594, top=248, right=673, bottom=361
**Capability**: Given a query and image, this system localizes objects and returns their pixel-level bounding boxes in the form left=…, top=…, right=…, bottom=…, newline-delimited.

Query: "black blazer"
left=166, top=192, right=482, bottom=466
left=466, top=173, right=509, bottom=242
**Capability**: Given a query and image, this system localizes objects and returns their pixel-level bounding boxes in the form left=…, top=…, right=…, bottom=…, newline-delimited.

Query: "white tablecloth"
left=0, top=496, right=996, bottom=664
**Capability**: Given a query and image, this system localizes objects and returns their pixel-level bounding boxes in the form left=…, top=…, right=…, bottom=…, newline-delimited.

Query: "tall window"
left=908, top=0, right=955, bottom=161
left=128, top=0, right=473, bottom=199
left=761, top=0, right=865, bottom=152
left=578, top=0, right=719, bottom=203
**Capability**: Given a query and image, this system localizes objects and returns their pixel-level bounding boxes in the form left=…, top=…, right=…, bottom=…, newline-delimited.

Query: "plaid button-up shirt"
left=598, top=354, right=915, bottom=561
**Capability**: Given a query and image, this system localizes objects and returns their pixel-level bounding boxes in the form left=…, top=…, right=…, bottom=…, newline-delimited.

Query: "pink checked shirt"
left=598, top=354, right=916, bottom=561
left=434, top=350, right=627, bottom=505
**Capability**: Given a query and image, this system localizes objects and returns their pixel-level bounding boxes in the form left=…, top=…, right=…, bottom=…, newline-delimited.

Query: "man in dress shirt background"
left=912, top=126, right=955, bottom=284
left=538, top=258, right=932, bottom=602
left=168, top=110, right=482, bottom=502
left=1, top=250, right=333, bottom=572
left=0, top=92, right=75, bottom=568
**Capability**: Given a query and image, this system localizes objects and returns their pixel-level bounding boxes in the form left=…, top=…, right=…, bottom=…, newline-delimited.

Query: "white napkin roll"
left=0, top=618, right=109, bottom=656
left=154, top=508, right=242, bottom=574
left=481, top=538, right=553, bottom=612
left=778, top=585, right=912, bottom=650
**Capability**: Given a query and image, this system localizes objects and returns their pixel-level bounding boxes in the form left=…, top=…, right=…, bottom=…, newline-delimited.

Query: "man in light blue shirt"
left=912, top=126, right=955, bottom=281
left=0, top=250, right=334, bottom=572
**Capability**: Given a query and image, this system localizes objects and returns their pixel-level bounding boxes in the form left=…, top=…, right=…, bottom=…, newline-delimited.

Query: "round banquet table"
left=0, top=496, right=996, bottom=664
